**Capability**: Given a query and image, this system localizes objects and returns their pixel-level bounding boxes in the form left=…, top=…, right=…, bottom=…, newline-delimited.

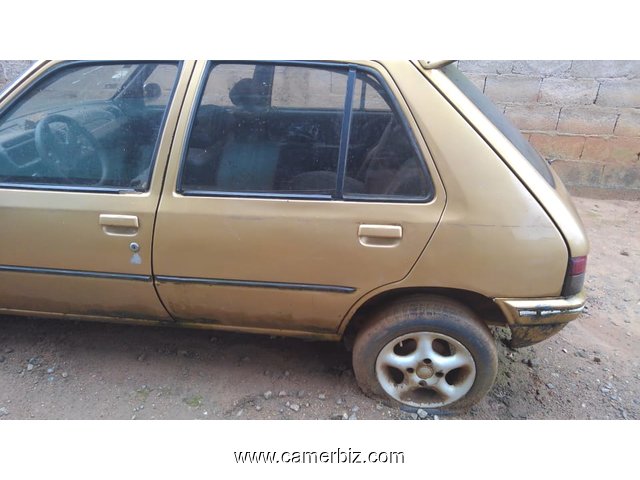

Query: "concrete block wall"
left=458, top=61, right=640, bottom=190
left=1, top=60, right=639, bottom=190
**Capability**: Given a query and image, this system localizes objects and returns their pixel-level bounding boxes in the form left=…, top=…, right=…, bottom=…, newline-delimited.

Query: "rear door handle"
left=99, top=214, right=139, bottom=236
left=358, top=224, right=402, bottom=247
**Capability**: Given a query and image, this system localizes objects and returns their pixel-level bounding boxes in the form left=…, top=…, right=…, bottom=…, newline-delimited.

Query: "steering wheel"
left=34, top=114, right=109, bottom=185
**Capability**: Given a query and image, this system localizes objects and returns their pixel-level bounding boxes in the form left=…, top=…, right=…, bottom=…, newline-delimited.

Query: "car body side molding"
left=155, top=275, right=356, bottom=294
left=0, top=265, right=151, bottom=282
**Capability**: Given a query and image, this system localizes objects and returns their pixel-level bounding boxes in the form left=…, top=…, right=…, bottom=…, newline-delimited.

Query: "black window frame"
left=0, top=60, right=183, bottom=194
left=176, top=60, right=434, bottom=203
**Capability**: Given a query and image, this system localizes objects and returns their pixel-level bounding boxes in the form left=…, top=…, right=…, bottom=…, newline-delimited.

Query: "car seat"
left=214, top=78, right=280, bottom=192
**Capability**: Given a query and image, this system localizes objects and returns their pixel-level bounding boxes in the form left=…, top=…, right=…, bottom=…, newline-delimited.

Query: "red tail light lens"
left=569, top=256, right=587, bottom=276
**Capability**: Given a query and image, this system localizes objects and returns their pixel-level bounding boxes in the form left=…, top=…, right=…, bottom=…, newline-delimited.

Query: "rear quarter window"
left=442, top=64, right=556, bottom=188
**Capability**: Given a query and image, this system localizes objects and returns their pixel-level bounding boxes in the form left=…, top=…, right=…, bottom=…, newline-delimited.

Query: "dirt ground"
left=0, top=193, right=638, bottom=420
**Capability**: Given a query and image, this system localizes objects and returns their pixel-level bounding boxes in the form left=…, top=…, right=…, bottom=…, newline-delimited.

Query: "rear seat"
left=214, top=78, right=280, bottom=192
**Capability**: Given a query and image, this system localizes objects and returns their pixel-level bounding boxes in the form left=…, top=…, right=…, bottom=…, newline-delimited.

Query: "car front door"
left=0, top=61, right=193, bottom=322
left=152, top=61, right=446, bottom=336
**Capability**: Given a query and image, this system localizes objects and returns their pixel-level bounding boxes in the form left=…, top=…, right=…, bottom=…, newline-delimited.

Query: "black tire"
left=352, top=294, right=498, bottom=414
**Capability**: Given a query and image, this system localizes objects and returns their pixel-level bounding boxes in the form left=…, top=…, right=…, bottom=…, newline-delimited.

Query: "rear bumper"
left=494, top=291, right=586, bottom=348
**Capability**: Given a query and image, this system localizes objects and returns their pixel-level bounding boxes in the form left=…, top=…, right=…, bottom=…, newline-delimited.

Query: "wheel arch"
left=342, top=286, right=507, bottom=343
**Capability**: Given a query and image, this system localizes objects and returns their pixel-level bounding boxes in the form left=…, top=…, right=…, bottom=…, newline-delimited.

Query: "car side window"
left=345, top=72, right=430, bottom=199
left=143, top=64, right=181, bottom=107
left=0, top=62, right=180, bottom=191
left=179, top=62, right=431, bottom=201
left=272, top=66, right=347, bottom=109
left=180, top=63, right=347, bottom=195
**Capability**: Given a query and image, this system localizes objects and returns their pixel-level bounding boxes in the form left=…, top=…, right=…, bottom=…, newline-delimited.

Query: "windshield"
left=442, top=64, right=555, bottom=188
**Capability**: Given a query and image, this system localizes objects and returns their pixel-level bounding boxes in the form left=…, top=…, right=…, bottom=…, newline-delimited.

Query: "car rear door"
left=152, top=61, right=445, bottom=336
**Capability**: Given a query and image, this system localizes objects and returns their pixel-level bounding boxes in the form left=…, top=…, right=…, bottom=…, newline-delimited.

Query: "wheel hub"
left=375, top=331, right=477, bottom=408
left=416, top=365, right=434, bottom=379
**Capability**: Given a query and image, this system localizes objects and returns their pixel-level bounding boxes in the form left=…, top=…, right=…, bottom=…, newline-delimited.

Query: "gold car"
left=0, top=61, right=588, bottom=413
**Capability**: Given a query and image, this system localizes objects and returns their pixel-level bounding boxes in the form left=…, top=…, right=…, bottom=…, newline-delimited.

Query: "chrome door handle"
left=99, top=214, right=139, bottom=236
left=358, top=224, right=402, bottom=247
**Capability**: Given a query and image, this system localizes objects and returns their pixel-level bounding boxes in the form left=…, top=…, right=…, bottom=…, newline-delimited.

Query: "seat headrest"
left=229, top=78, right=268, bottom=110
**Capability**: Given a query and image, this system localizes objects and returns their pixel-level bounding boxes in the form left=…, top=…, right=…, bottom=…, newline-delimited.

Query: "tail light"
left=569, top=256, right=587, bottom=275
left=563, top=256, right=587, bottom=296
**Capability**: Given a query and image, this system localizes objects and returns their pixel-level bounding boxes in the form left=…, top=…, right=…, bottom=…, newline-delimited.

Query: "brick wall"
left=1, top=60, right=639, bottom=190
left=459, top=61, right=640, bottom=189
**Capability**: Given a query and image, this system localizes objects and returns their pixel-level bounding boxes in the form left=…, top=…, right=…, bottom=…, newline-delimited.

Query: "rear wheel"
left=352, top=295, right=498, bottom=413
